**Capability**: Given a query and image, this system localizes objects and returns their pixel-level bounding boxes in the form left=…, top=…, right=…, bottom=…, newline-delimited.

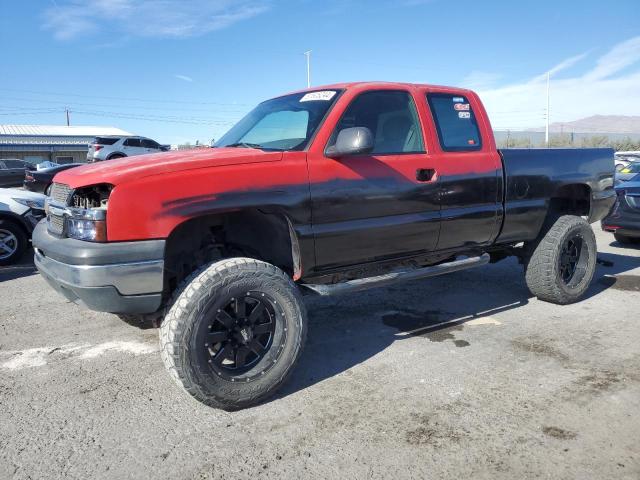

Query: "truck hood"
left=53, top=147, right=283, bottom=188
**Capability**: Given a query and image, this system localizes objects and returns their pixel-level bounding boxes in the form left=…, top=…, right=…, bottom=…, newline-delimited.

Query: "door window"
left=4, top=159, right=27, bottom=169
left=124, top=138, right=142, bottom=147
left=327, top=90, right=425, bottom=155
left=427, top=94, right=481, bottom=151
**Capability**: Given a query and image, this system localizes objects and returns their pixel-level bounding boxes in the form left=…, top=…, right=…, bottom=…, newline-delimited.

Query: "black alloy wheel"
left=202, top=293, right=279, bottom=379
left=558, top=235, right=587, bottom=286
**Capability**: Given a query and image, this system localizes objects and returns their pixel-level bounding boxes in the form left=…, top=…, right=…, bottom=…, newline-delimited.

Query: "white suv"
left=87, top=136, right=169, bottom=162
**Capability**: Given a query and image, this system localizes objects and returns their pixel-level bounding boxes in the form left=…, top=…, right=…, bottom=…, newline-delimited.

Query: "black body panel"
left=497, top=148, right=615, bottom=244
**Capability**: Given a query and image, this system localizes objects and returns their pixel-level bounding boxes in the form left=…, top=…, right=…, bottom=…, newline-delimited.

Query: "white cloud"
left=468, top=36, right=640, bottom=130
left=43, top=0, right=269, bottom=40
left=174, top=74, right=193, bottom=83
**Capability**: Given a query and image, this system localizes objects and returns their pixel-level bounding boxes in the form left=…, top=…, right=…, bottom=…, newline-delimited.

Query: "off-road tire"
left=0, top=219, right=27, bottom=266
left=159, top=257, right=307, bottom=410
left=614, top=233, right=638, bottom=245
left=524, top=215, right=597, bottom=305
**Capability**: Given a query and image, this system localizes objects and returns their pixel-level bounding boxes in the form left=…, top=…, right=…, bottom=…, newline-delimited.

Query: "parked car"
left=615, top=152, right=640, bottom=171
left=0, top=188, right=46, bottom=265
left=615, top=161, right=640, bottom=184
left=33, top=82, right=615, bottom=410
left=602, top=173, right=640, bottom=244
left=24, top=163, right=84, bottom=195
left=87, top=136, right=169, bottom=162
left=0, top=159, right=34, bottom=188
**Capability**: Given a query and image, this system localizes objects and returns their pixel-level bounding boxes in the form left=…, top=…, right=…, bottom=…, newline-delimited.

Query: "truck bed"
left=496, top=148, right=615, bottom=244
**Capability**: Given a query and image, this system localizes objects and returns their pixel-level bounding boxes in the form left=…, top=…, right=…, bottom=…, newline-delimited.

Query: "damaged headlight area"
left=46, top=184, right=112, bottom=242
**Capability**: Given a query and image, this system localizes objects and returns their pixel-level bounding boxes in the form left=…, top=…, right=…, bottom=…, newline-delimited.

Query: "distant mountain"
left=528, top=115, right=640, bottom=134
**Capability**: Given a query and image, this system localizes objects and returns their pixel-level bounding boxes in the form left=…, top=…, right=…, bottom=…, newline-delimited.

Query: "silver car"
left=87, top=136, right=169, bottom=162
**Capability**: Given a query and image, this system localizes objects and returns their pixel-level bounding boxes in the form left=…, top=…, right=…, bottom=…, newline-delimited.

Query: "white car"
left=87, top=136, right=169, bottom=162
left=0, top=188, right=46, bottom=265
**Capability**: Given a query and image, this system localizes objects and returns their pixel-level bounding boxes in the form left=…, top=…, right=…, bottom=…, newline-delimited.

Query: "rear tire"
left=107, top=154, right=125, bottom=160
left=159, top=257, right=307, bottom=410
left=524, top=215, right=597, bottom=305
left=0, top=219, right=27, bottom=266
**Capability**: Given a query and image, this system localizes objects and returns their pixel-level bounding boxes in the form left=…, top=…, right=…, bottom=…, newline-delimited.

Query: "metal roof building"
left=0, top=124, right=133, bottom=164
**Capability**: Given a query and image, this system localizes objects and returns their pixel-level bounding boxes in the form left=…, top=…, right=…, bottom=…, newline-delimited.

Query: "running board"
left=302, top=253, right=490, bottom=296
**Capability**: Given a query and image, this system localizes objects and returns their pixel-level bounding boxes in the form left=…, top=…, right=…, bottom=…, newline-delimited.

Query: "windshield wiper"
left=225, top=142, right=265, bottom=149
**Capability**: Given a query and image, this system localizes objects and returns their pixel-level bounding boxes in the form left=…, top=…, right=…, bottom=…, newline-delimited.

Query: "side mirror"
left=326, top=127, right=374, bottom=158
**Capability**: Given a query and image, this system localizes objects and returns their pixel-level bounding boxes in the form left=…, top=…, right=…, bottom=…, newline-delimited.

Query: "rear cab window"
left=427, top=93, right=481, bottom=151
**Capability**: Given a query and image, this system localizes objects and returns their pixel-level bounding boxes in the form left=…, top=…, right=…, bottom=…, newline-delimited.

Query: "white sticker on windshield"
left=458, top=111, right=471, bottom=119
left=300, top=91, right=337, bottom=102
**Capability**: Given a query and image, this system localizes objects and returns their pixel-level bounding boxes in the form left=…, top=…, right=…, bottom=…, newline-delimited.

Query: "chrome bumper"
left=32, top=220, right=165, bottom=314
left=34, top=249, right=164, bottom=296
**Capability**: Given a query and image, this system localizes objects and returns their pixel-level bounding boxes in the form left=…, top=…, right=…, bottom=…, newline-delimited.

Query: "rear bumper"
left=32, top=221, right=165, bottom=314
left=601, top=221, right=640, bottom=238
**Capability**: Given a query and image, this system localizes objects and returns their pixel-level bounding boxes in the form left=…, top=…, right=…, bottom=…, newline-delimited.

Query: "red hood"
left=54, top=148, right=283, bottom=188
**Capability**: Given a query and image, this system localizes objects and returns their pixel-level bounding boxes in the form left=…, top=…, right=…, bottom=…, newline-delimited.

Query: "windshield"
left=215, top=90, right=341, bottom=151
left=620, top=162, right=640, bottom=173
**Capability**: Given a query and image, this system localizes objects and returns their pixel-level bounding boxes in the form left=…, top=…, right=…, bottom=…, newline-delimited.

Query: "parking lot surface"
left=1, top=227, right=639, bottom=479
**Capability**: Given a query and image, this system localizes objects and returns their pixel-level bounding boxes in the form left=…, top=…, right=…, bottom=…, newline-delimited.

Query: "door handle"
left=416, top=168, right=436, bottom=182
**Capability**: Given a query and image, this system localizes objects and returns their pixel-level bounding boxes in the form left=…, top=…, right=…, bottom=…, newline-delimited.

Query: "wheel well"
left=547, top=184, right=591, bottom=219
left=162, top=210, right=298, bottom=296
left=107, top=153, right=126, bottom=159
left=0, top=213, right=29, bottom=236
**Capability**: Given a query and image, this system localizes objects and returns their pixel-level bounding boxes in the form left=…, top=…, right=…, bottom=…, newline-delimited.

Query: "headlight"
left=66, top=208, right=107, bottom=242
left=13, top=197, right=45, bottom=210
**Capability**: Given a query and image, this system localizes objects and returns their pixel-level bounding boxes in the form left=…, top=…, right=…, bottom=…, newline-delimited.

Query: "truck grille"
left=48, top=213, right=65, bottom=235
left=50, top=183, right=72, bottom=205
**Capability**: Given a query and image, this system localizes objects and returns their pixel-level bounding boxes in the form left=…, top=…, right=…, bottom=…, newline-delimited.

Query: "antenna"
left=65, top=107, right=70, bottom=126
left=304, top=51, right=312, bottom=88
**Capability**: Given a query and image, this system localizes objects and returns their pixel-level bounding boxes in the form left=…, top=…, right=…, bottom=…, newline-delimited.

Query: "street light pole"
left=545, top=72, right=550, bottom=146
left=304, top=50, right=312, bottom=88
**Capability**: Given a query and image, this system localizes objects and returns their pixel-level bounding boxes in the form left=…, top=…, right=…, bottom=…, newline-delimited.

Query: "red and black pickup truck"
left=33, top=82, right=615, bottom=409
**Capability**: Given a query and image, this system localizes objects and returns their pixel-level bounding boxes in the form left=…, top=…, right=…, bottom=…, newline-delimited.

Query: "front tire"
left=159, top=258, right=307, bottom=410
left=524, top=215, right=597, bottom=305
left=0, top=219, right=27, bottom=266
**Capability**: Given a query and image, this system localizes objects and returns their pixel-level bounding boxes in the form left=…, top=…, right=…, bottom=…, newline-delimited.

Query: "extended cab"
left=33, top=82, right=616, bottom=410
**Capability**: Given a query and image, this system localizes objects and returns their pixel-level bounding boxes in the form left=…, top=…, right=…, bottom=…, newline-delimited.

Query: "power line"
left=0, top=87, right=253, bottom=107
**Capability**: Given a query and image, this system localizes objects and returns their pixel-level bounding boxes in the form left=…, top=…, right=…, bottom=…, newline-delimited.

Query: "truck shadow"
left=0, top=248, right=36, bottom=282
left=274, top=252, right=640, bottom=402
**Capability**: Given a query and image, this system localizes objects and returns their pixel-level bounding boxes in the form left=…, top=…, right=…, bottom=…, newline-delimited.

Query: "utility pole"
left=545, top=72, right=550, bottom=146
left=65, top=108, right=70, bottom=126
left=304, top=50, right=312, bottom=88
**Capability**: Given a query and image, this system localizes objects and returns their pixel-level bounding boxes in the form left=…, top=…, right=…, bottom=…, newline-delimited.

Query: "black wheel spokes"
left=205, top=293, right=276, bottom=375
left=559, top=237, right=584, bottom=285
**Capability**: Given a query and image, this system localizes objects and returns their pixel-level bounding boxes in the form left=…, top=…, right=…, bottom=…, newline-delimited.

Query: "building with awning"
left=0, top=124, right=133, bottom=164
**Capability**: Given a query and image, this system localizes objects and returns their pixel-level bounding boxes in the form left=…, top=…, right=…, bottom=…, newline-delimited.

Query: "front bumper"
left=32, top=221, right=165, bottom=314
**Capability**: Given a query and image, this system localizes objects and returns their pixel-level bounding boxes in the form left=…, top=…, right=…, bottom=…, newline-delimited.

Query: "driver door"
left=307, top=89, right=442, bottom=271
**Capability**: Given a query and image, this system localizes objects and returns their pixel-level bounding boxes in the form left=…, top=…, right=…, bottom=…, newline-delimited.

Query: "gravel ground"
left=1, top=227, right=639, bottom=479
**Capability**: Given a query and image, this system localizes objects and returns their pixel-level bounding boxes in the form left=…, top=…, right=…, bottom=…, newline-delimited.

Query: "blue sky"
left=1, top=0, right=639, bottom=144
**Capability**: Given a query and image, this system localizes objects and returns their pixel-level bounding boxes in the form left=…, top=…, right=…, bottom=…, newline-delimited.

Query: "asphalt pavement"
left=1, top=227, right=639, bottom=479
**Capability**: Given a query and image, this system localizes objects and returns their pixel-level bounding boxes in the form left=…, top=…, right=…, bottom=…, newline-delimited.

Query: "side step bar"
left=302, top=253, right=490, bottom=296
